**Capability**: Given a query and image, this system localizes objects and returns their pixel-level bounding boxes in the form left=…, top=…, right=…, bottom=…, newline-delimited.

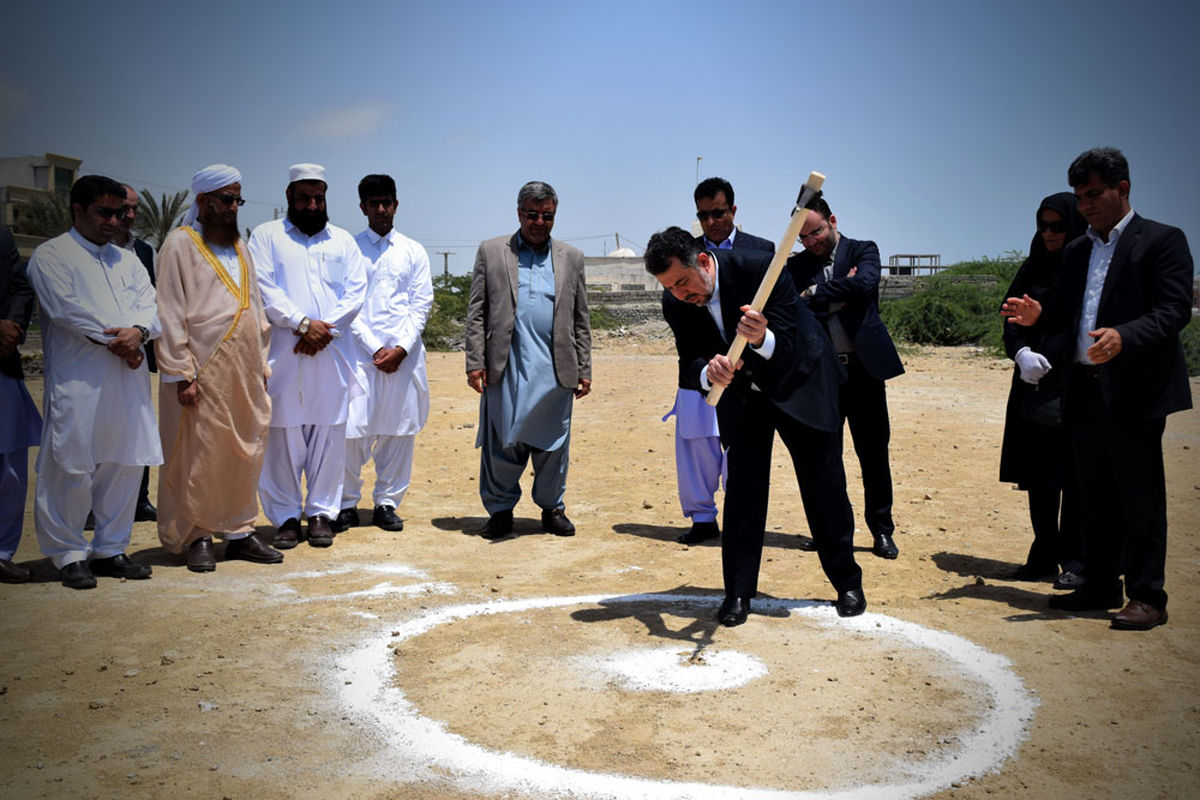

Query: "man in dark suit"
left=0, top=223, right=43, bottom=582
left=465, top=181, right=591, bottom=540
left=646, top=226, right=864, bottom=626
left=669, top=178, right=777, bottom=545
left=1041, top=147, right=1193, bottom=630
left=786, top=198, right=904, bottom=559
left=113, top=184, right=158, bottom=522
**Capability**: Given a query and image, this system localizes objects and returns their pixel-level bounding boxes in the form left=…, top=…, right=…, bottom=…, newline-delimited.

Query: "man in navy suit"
left=646, top=226, right=864, bottom=626
left=667, top=178, right=777, bottom=546
left=1040, top=147, right=1193, bottom=630
left=786, top=198, right=904, bottom=559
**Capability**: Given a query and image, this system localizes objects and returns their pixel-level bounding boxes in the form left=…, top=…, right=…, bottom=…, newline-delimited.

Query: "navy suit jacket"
left=1, top=224, right=35, bottom=380
left=662, top=250, right=844, bottom=436
left=1050, top=213, right=1193, bottom=421
left=696, top=228, right=775, bottom=254
left=785, top=234, right=904, bottom=381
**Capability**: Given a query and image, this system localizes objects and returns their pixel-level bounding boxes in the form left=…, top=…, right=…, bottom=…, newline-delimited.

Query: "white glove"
left=1015, top=347, right=1051, bottom=384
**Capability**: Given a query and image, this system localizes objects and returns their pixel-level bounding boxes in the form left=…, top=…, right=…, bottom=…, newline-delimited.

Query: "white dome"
left=607, top=247, right=637, bottom=258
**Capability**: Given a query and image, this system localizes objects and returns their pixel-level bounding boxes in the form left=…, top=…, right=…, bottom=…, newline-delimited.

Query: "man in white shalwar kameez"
left=27, top=175, right=162, bottom=589
left=334, top=174, right=432, bottom=534
left=250, top=164, right=367, bottom=549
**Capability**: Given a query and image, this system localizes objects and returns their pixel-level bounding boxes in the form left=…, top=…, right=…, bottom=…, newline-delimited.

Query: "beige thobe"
left=154, top=226, right=271, bottom=553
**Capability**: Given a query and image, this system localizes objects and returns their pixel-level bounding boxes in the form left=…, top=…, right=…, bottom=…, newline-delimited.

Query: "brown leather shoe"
left=186, top=537, right=216, bottom=573
left=0, top=558, right=32, bottom=583
left=225, top=533, right=284, bottom=564
left=1111, top=600, right=1168, bottom=631
left=308, top=515, right=334, bottom=548
left=273, top=518, right=301, bottom=550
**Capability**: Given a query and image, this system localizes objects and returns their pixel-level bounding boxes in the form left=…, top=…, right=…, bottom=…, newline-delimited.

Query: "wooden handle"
left=705, top=171, right=825, bottom=406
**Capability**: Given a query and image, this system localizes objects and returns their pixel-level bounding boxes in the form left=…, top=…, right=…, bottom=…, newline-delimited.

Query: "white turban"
left=183, top=164, right=243, bottom=227
left=288, top=163, right=326, bottom=184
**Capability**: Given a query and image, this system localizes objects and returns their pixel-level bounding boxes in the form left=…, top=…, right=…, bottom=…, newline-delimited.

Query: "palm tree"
left=15, top=192, right=72, bottom=238
left=134, top=189, right=190, bottom=249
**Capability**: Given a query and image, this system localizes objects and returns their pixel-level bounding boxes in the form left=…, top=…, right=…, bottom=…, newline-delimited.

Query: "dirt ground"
left=2, top=333, right=1198, bottom=800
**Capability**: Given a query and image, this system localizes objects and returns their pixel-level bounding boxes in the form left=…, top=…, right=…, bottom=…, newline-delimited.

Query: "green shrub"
left=589, top=304, right=621, bottom=330
left=424, top=273, right=472, bottom=351
left=1182, top=316, right=1200, bottom=376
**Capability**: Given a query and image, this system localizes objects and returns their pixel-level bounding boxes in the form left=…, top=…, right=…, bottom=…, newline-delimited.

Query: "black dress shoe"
left=836, top=588, right=867, bottom=617
left=89, top=553, right=152, bottom=580
left=308, top=515, right=335, bottom=548
left=0, top=558, right=31, bottom=583
left=373, top=505, right=405, bottom=531
left=60, top=560, right=96, bottom=590
left=273, top=518, right=301, bottom=550
left=541, top=508, right=575, bottom=536
left=186, top=537, right=216, bottom=573
left=717, top=596, right=751, bottom=627
left=872, top=532, right=899, bottom=559
left=1048, top=582, right=1123, bottom=611
left=1053, top=570, right=1086, bottom=590
left=134, top=501, right=158, bottom=522
left=677, top=520, right=719, bottom=544
left=1010, top=562, right=1058, bottom=581
left=331, top=507, right=359, bottom=533
left=225, top=533, right=284, bottom=564
left=482, top=509, right=514, bottom=540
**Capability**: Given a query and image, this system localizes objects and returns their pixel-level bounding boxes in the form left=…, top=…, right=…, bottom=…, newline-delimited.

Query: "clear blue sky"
left=3, top=0, right=1198, bottom=275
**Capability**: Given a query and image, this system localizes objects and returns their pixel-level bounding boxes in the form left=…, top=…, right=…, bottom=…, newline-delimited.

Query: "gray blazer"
left=465, top=232, right=591, bottom=389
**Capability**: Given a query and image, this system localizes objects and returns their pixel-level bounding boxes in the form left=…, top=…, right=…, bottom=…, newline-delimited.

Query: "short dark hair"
left=1068, top=147, right=1129, bottom=188
left=70, top=175, right=125, bottom=217
left=358, top=174, right=397, bottom=202
left=644, top=226, right=704, bottom=276
left=694, top=177, right=733, bottom=206
left=809, top=196, right=832, bottom=219
left=517, top=181, right=557, bottom=207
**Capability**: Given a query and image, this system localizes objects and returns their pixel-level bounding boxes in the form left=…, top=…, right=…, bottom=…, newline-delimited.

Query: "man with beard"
left=334, top=174, right=433, bottom=534
left=466, top=181, right=591, bottom=539
left=27, top=175, right=161, bottom=589
left=155, top=165, right=282, bottom=571
left=249, top=164, right=367, bottom=549
left=0, top=222, right=42, bottom=582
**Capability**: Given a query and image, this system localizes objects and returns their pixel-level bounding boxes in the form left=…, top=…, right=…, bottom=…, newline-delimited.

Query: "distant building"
left=0, top=152, right=82, bottom=257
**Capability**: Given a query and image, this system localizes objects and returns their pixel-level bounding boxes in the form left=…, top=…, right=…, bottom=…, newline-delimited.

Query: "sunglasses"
left=695, top=208, right=729, bottom=222
left=92, top=205, right=123, bottom=220
left=208, top=192, right=246, bottom=207
left=521, top=210, right=554, bottom=222
left=1037, top=219, right=1066, bottom=234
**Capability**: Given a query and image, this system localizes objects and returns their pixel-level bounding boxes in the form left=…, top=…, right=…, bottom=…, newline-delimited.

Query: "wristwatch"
left=134, top=324, right=150, bottom=344
left=298, top=317, right=311, bottom=336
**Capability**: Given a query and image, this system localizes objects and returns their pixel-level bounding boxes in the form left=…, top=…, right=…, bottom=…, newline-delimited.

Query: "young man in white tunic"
left=249, top=164, right=368, bottom=549
left=334, top=174, right=432, bottom=533
left=26, top=175, right=162, bottom=589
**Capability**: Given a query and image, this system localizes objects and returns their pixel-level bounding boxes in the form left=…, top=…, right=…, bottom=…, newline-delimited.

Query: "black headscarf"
left=1009, top=191, right=1089, bottom=299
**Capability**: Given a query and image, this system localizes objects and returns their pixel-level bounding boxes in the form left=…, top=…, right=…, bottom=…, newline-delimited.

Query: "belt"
left=837, top=352, right=854, bottom=365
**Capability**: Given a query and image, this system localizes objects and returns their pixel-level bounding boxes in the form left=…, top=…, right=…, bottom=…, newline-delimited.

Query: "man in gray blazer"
left=466, top=181, right=591, bottom=539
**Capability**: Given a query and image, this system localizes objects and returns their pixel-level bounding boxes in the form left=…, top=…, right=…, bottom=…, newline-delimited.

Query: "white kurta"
left=346, top=227, right=433, bottom=438
left=249, top=218, right=368, bottom=426
left=26, top=229, right=162, bottom=473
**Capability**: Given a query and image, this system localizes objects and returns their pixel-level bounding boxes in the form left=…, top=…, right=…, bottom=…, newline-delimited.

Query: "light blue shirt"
left=1076, top=208, right=1134, bottom=364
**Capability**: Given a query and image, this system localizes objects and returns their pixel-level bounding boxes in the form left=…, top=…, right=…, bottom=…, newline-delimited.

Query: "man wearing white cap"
left=249, top=164, right=367, bottom=548
left=27, top=175, right=162, bottom=589
left=154, top=165, right=282, bottom=571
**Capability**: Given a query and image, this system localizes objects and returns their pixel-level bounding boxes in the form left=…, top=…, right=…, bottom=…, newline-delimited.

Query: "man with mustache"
left=154, top=165, right=282, bottom=572
left=249, top=164, right=367, bottom=549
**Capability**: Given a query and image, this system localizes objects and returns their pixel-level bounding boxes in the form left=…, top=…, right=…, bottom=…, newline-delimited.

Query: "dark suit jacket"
left=785, top=235, right=904, bottom=381
left=662, top=250, right=844, bottom=435
left=465, top=233, right=591, bottom=390
left=1, top=224, right=35, bottom=380
left=1050, top=213, right=1193, bottom=421
left=696, top=229, right=775, bottom=254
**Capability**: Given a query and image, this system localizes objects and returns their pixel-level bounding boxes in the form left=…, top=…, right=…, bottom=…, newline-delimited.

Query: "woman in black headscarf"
left=998, top=192, right=1087, bottom=582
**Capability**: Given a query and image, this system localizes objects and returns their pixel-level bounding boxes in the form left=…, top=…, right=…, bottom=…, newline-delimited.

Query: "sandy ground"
left=2, top=335, right=1199, bottom=800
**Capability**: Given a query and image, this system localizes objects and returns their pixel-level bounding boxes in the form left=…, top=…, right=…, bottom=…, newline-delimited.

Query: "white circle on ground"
left=339, top=593, right=1037, bottom=799
left=591, top=646, right=767, bottom=693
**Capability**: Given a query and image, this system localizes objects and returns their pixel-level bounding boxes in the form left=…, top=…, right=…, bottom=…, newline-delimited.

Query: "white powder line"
left=296, top=581, right=458, bottom=604
left=338, top=593, right=1038, bottom=799
left=288, top=563, right=430, bottom=580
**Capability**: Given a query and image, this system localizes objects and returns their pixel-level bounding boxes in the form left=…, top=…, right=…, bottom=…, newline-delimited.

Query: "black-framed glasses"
left=93, top=205, right=123, bottom=220
left=696, top=208, right=729, bottom=222
left=521, top=210, right=554, bottom=222
left=1037, top=219, right=1066, bottom=234
left=208, top=192, right=246, bottom=207
left=799, top=223, right=827, bottom=243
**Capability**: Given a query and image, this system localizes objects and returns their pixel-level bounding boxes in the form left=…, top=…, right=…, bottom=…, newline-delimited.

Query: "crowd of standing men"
left=0, top=146, right=1192, bottom=634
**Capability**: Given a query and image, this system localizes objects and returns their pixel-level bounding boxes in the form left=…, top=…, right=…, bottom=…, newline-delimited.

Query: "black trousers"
left=1068, top=366, right=1169, bottom=609
left=721, top=390, right=861, bottom=599
left=840, top=354, right=895, bottom=537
